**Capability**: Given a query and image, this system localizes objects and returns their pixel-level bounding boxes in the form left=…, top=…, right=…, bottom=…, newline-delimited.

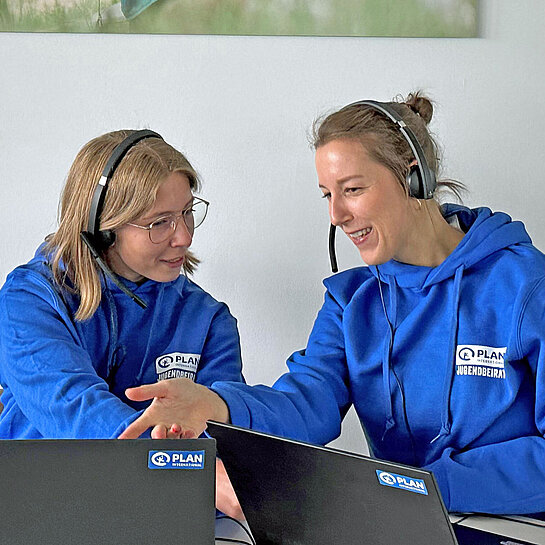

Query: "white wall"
left=1, top=1, right=544, bottom=453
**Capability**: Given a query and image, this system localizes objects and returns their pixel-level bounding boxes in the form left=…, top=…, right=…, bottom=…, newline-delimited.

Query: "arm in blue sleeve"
left=0, top=272, right=145, bottom=438
left=195, top=303, right=245, bottom=387
left=426, top=277, right=545, bottom=515
left=211, top=289, right=351, bottom=445
left=426, top=439, right=545, bottom=514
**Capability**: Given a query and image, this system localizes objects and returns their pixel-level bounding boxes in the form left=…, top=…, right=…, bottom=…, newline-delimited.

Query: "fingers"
left=170, top=423, right=181, bottom=435
left=118, top=414, right=153, bottom=439
left=166, top=423, right=182, bottom=439
left=155, top=423, right=182, bottom=439
left=151, top=425, right=167, bottom=439
left=125, top=381, right=169, bottom=402
left=120, top=421, right=191, bottom=440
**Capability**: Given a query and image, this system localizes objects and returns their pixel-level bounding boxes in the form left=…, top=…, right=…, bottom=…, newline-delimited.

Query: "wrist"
left=207, top=387, right=230, bottom=423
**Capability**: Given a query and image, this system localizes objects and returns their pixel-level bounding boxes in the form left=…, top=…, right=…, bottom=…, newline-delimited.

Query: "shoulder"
left=1, top=255, right=57, bottom=301
left=0, top=254, right=76, bottom=324
left=323, top=266, right=375, bottom=307
left=490, top=242, right=545, bottom=283
left=509, top=244, right=545, bottom=301
left=161, top=275, right=235, bottom=316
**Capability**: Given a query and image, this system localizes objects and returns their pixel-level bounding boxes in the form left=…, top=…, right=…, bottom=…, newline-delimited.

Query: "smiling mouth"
left=162, top=256, right=184, bottom=264
left=348, top=227, right=372, bottom=240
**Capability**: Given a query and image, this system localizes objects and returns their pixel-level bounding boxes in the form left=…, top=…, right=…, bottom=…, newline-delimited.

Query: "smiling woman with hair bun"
left=121, top=93, right=545, bottom=519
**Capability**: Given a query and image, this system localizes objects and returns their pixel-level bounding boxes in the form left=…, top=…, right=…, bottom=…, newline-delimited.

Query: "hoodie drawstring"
left=377, top=268, right=398, bottom=440
left=103, top=283, right=120, bottom=389
left=431, top=264, right=465, bottom=444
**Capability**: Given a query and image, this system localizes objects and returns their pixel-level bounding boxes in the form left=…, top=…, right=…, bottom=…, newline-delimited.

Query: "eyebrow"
left=140, top=196, right=194, bottom=222
left=318, top=175, right=367, bottom=190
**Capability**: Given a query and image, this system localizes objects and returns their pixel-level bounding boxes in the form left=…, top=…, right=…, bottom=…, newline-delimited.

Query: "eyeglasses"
left=127, top=197, right=209, bottom=244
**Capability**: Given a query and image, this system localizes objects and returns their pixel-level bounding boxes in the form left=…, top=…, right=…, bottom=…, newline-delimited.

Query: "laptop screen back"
left=207, top=421, right=458, bottom=545
left=0, top=438, right=216, bottom=545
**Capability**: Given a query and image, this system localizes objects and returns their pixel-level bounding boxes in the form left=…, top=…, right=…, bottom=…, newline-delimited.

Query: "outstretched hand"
left=118, top=378, right=229, bottom=439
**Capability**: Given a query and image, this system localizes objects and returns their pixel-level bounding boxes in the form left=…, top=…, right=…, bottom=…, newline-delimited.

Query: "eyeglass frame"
left=126, top=196, right=210, bottom=244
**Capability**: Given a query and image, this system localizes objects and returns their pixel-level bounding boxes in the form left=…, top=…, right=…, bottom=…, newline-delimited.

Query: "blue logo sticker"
left=148, top=450, right=205, bottom=470
left=376, top=470, right=428, bottom=495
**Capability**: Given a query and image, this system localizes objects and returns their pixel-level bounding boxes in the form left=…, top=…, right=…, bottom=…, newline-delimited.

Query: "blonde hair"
left=311, top=91, right=465, bottom=201
left=45, top=130, right=201, bottom=321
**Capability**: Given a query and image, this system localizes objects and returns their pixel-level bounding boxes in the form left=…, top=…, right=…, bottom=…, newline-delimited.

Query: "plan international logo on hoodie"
left=456, top=345, right=507, bottom=379
left=156, top=352, right=201, bottom=381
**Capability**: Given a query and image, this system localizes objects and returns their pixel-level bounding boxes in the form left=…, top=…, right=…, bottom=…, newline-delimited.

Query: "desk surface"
left=215, top=517, right=254, bottom=544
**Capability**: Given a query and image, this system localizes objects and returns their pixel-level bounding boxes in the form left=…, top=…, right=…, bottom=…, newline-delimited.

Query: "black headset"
left=80, top=129, right=164, bottom=309
left=328, top=100, right=437, bottom=273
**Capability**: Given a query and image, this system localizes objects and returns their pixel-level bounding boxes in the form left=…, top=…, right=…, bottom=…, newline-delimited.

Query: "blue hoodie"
left=211, top=205, right=545, bottom=515
left=0, top=246, right=244, bottom=439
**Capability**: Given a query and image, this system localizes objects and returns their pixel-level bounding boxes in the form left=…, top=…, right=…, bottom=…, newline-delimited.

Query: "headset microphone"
left=329, top=223, right=338, bottom=273
left=80, top=231, right=148, bottom=309
left=80, top=129, right=164, bottom=309
left=327, top=100, right=436, bottom=273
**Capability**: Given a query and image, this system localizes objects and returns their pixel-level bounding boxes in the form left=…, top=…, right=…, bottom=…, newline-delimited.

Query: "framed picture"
left=0, top=0, right=479, bottom=37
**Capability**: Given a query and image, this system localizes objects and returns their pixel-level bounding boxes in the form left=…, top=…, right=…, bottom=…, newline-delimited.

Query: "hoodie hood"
left=374, top=204, right=532, bottom=288
left=371, top=205, right=532, bottom=450
left=31, top=243, right=188, bottom=390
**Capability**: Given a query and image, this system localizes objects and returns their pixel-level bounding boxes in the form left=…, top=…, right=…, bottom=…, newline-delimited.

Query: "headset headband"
left=342, top=100, right=436, bottom=199
left=87, top=129, right=163, bottom=236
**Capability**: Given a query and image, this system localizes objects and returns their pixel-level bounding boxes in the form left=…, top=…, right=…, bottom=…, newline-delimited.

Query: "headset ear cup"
left=97, top=230, right=116, bottom=251
left=407, top=166, right=423, bottom=199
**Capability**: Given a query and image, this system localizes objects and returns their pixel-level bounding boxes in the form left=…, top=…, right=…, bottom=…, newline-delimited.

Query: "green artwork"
left=0, top=0, right=479, bottom=37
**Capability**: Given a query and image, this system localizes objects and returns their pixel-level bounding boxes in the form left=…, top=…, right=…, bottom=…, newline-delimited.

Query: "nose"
left=329, top=195, right=352, bottom=227
left=170, top=218, right=193, bottom=248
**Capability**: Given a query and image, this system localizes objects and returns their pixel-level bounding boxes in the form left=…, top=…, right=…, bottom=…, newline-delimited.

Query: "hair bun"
left=405, top=91, right=433, bottom=125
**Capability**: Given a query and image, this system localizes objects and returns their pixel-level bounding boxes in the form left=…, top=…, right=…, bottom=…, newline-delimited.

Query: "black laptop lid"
left=0, top=438, right=216, bottom=545
left=207, top=421, right=458, bottom=545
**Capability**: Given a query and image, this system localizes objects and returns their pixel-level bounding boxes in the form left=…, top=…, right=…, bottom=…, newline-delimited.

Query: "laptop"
left=0, top=438, right=216, bottom=545
left=207, top=420, right=457, bottom=545
left=208, top=422, right=545, bottom=545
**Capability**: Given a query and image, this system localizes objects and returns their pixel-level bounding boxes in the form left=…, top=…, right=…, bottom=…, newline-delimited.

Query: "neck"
left=399, top=200, right=464, bottom=267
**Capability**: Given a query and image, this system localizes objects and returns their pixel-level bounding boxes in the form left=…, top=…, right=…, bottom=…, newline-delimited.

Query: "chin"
left=161, top=272, right=182, bottom=283
left=144, top=270, right=181, bottom=283
left=359, top=252, right=389, bottom=267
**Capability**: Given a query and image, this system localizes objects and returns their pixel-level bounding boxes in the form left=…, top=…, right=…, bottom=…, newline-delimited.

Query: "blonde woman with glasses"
left=0, top=129, right=244, bottom=440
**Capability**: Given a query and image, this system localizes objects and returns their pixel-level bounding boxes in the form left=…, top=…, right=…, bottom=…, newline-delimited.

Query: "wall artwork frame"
left=0, top=0, right=479, bottom=37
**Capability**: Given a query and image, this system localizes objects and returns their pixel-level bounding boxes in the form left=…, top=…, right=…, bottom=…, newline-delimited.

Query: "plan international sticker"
left=148, top=450, right=205, bottom=470
left=376, top=470, right=428, bottom=495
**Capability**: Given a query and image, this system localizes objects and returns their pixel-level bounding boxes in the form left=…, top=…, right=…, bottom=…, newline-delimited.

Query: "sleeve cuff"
left=210, top=382, right=252, bottom=428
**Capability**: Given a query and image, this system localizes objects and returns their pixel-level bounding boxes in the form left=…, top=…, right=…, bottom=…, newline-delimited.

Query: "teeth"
left=350, top=227, right=371, bottom=238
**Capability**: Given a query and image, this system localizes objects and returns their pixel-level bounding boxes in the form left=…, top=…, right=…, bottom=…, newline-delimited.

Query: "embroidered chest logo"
left=155, top=352, right=201, bottom=381
left=456, top=345, right=507, bottom=379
